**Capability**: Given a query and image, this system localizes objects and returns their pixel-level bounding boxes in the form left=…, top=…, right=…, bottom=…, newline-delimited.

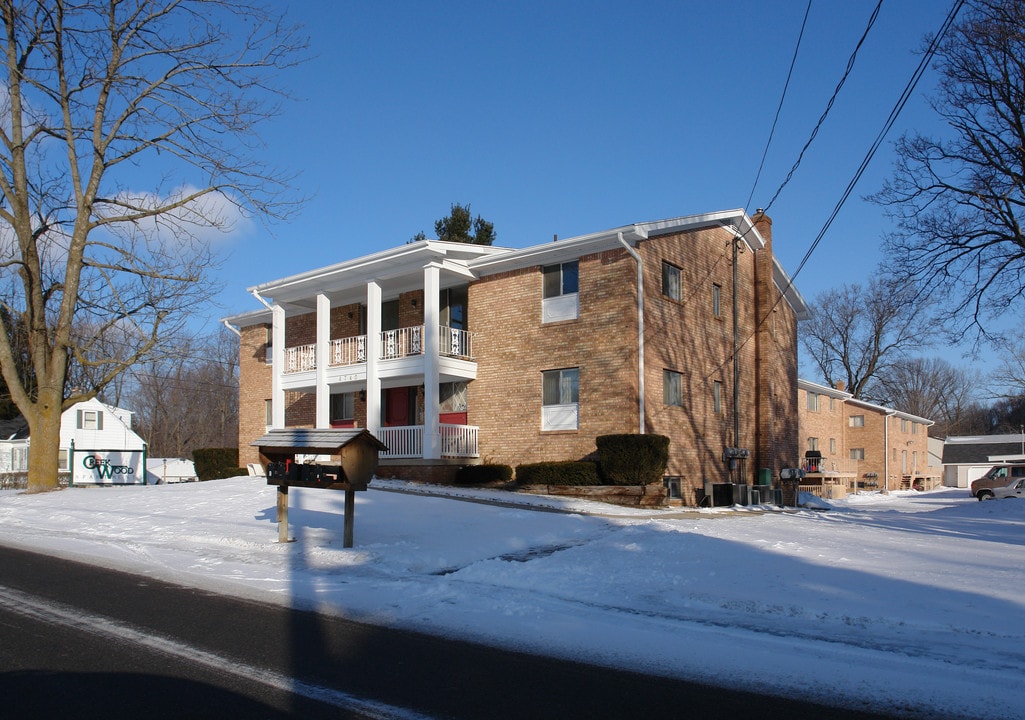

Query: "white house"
left=0, top=398, right=148, bottom=485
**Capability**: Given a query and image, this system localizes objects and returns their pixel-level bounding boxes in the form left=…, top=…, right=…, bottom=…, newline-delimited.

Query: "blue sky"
left=212, top=0, right=968, bottom=376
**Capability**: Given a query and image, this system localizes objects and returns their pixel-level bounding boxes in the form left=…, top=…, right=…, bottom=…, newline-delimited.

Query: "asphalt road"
left=0, top=544, right=902, bottom=720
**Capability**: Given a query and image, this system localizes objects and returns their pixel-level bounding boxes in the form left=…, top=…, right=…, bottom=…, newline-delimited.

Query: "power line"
left=757, top=0, right=884, bottom=218
left=744, top=0, right=813, bottom=212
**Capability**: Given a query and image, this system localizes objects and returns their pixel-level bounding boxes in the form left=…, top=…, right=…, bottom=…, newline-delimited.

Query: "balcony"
left=377, top=423, right=479, bottom=459
left=283, top=325, right=473, bottom=374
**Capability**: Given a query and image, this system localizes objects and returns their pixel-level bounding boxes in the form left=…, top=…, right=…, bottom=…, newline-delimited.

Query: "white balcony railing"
left=284, top=325, right=472, bottom=373
left=285, top=344, right=316, bottom=373
left=331, top=335, right=367, bottom=366
left=378, top=424, right=479, bottom=459
left=440, top=326, right=472, bottom=359
left=381, top=326, right=422, bottom=360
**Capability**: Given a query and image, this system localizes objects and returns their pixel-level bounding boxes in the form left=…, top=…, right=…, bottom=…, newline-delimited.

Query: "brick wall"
left=238, top=323, right=272, bottom=466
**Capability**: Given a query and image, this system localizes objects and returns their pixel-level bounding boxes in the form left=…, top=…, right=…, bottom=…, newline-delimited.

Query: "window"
left=542, top=262, right=579, bottom=323
left=265, top=400, right=273, bottom=427
left=849, top=415, right=865, bottom=427
left=713, top=380, right=723, bottom=414
left=829, top=438, right=836, bottom=454
left=808, top=437, right=819, bottom=451
left=850, top=448, right=866, bottom=460
left=12, top=446, right=27, bottom=472
left=911, top=421, right=918, bottom=435
left=829, top=396, right=835, bottom=411
left=330, top=393, right=355, bottom=425
left=806, top=392, right=819, bottom=411
left=663, top=370, right=684, bottom=407
left=662, top=261, right=682, bottom=301
left=542, top=368, right=579, bottom=431
left=76, top=409, right=103, bottom=430
left=265, top=326, right=273, bottom=364
left=58, top=449, right=68, bottom=471
left=901, top=418, right=909, bottom=432
left=712, top=284, right=722, bottom=317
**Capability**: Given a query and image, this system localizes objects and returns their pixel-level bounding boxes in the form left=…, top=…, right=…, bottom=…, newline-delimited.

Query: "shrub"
left=516, top=461, right=601, bottom=486
left=192, top=448, right=240, bottom=481
left=595, top=434, right=669, bottom=485
left=454, top=464, right=513, bottom=486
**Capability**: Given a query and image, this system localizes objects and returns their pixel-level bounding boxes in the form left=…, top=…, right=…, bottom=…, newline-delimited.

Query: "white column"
left=365, top=281, right=382, bottom=438
left=423, top=264, right=441, bottom=459
left=271, top=304, right=286, bottom=428
left=316, top=293, right=330, bottom=429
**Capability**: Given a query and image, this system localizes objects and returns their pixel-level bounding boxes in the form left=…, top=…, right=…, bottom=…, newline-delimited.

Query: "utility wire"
left=758, top=0, right=884, bottom=218
left=784, top=0, right=966, bottom=286
left=744, top=0, right=813, bottom=212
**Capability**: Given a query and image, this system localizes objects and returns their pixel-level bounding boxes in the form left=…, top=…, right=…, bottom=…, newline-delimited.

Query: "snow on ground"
left=1, top=478, right=1022, bottom=720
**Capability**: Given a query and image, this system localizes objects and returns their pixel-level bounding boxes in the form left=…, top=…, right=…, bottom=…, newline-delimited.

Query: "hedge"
left=454, top=464, right=513, bottom=486
left=192, top=447, right=240, bottom=481
left=595, top=434, right=669, bottom=485
left=515, top=461, right=601, bottom=486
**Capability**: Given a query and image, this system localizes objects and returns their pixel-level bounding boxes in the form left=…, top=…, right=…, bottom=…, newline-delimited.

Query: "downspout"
left=732, top=236, right=740, bottom=449
left=221, top=319, right=241, bottom=337
left=250, top=289, right=273, bottom=311
left=884, top=410, right=896, bottom=493
left=617, top=232, right=645, bottom=434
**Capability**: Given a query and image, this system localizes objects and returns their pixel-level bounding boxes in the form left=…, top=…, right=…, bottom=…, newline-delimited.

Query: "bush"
left=516, top=461, right=601, bottom=486
left=192, top=448, right=240, bottom=481
left=454, top=464, right=513, bottom=486
left=595, top=434, right=669, bottom=485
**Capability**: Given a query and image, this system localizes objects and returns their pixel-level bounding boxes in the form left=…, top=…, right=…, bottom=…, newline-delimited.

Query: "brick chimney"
left=751, top=208, right=772, bottom=250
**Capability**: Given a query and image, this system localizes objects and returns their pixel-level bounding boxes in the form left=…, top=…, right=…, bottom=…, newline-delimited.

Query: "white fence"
left=378, top=424, right=479, bottom=459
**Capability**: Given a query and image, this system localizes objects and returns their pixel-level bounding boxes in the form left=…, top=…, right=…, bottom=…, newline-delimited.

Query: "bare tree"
left=0, top=1, right=305, bottom=491
left=990, top=340, right=1025, bottom=397
left=867, top=356, right=982, bottom=435
left=873, top=0, right=1025, bottom=342
left=130, top=327, right=238, bottom=458
left=801, top=279, right=936, bottom=398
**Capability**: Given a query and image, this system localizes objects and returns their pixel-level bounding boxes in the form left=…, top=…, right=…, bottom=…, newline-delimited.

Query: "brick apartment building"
left=797, top=378, right=937, bottom=492
left=225, top=209, right=809, bottom=506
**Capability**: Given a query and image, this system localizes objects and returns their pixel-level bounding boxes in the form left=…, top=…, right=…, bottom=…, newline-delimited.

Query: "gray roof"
left=251, top=428, right=388, bottom=453
left=942, top=441, right=1025, bottom=464
left=0, top=415, right=28, bottom=441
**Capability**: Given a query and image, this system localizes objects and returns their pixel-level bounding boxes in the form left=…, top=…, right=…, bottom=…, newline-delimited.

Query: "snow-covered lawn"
left=1, top=478, right=1021, bottom=719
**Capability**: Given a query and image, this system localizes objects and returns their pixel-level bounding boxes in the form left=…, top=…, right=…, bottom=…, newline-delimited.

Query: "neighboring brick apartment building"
left=225, top=209, right=808, bottom=506
left=797, top=379, right=937, bottom=491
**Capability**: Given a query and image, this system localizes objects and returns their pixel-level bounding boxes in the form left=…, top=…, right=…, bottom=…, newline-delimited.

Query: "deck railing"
left=284, top=325, right=472, bottom=373
left=378, top=424, right=479, bottom=459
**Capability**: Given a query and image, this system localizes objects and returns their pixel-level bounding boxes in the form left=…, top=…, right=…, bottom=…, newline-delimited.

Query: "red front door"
left=384, top=387, right=411, bottom=427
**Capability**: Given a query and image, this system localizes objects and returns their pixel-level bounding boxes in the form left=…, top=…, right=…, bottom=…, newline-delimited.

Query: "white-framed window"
left=911, top=421, right=918, bottom=435
left=330, top=393, right=355, bottom=425
left=265, top=399, right=273, bottom=427
left=849, top=414, right=865, bottom=427
left=806, top=392, right=819, bottom=411
left=662, top=261, right=682, bottom=301
left=829, top=396, right=835, bottom=411
left=12, top=446, right=28, bottom=472
left=664, top=370, right=683, bottom=407
left=829, top=438, right=836, bottom=454
left=58, top=449, right=68, bottom=471
left=808, top=437, right=819, bottom=451
left=712, top=283, right=722, bottom=317
left=542, top=261, right=579, bottom=323
left=713, top=380, right=723, bottom=414
left=76, top=409, right=103, bottom=430
left=901, top=418, right=909, bottom=432
left=850, top=448, right=866, bottom=460
left=265, top=325, right=273, bottom=364
left=542, top=368, right=579, bottom=431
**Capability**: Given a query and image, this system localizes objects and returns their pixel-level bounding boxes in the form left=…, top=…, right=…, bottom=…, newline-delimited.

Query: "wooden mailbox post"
left=252, top=428, right=388, bottom=548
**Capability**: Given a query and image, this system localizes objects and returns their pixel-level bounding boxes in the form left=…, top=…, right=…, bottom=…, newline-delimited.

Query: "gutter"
left=617, top=232, right=645, bottom=434
left=250, top=289, right=273, bottom=310
left=221, top=319, right=241, bottom=338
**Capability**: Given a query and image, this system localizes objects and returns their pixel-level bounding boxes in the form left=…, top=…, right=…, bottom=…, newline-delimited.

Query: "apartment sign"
left=72, top=449, right=145, bottom=485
